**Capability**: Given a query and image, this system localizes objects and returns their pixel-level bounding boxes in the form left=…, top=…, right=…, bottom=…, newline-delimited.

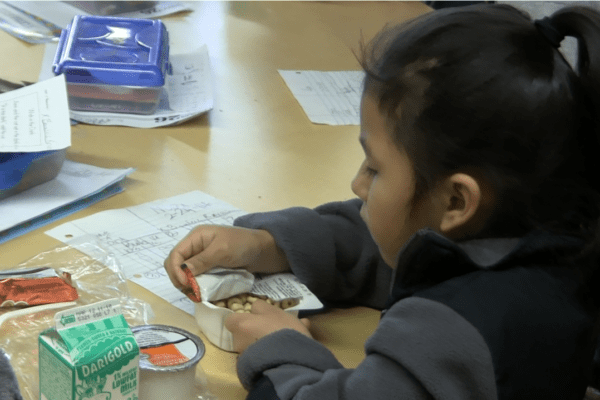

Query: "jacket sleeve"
left=0, top=349, right=23, bottom=400
left=234, top=198, right=392, bottom=308
left=236, top=297, right=498, bottom=400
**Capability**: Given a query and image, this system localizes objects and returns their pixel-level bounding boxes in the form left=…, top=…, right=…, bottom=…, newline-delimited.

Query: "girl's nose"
left=351, top=162, right=367, bottom=200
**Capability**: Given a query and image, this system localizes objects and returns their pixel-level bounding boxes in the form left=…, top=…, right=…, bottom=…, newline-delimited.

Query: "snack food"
left=211, top=293, right=300, bottom=313
left=181, top=264, right=201, bottom=302
left=192, top=271, right=322, bottom=351
left=0, top=267, right=78, bottom=308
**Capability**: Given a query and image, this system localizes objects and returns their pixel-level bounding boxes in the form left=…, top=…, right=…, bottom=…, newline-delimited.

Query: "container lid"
left=53, top=15, right=169, bottom=87
left=132, top=324, right=205, bottom=373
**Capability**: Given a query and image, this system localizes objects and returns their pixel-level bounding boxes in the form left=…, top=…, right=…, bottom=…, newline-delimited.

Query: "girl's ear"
left=438, top=173, right=482, bottom=236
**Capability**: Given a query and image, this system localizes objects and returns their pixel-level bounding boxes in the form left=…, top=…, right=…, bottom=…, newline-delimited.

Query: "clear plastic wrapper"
left=0, top=2, right=61, bottom=43
left=0, top=238, right=216, bottom=400
left=65, top=1, right=159, bottom=16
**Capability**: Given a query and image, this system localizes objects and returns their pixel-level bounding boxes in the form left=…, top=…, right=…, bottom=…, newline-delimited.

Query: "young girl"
left=164, top=4, right=600, bottom=399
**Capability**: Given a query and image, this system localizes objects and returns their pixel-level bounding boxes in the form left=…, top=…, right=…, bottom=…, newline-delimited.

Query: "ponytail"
left=543, top=8, right=600, bottom=310
left=552, top=7, right=600, bottom=102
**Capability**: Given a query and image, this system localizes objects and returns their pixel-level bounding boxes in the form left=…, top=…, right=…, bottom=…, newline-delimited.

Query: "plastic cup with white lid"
left=131, top=324, right=205, bottom=400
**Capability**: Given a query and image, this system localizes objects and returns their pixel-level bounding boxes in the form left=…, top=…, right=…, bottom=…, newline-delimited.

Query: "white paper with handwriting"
left=45, top=191, right=247, bottom=315
left=278, top=70, right=364, bottom=126
left=0, top=74, right=71, bottom=152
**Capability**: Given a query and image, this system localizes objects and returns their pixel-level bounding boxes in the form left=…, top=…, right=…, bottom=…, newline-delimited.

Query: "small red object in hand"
left=181, top=264, right=201, bottom=302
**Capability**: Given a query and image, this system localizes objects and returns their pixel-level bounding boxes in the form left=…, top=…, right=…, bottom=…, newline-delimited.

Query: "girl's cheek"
left=359, top=205, right=367, bottom=222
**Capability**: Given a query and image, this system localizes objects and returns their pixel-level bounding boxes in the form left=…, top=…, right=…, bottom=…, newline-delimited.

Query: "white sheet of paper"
left=95, top=2, right=192, bottom=19
left=5, top=1, right=191, bottom=29
left=0, top=160, right=133, bottom=232
left=46, top=191, right=248, bottom=315
left=278, top=70, right=364, bottom=126
left=40, top=45, right=214, bottom=128
left=0, top=75, right=71, bottom=152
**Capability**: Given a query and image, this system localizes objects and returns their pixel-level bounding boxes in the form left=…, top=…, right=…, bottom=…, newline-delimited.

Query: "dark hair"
left=360, top=4, right=600, bottom=252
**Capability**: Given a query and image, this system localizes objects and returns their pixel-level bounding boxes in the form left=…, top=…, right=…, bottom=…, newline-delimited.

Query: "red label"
left=141, top=344, right=189, bottom=366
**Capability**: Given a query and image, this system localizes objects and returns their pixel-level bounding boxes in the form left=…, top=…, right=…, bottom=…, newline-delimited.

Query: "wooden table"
left=0, top=2, right=431, bottom=398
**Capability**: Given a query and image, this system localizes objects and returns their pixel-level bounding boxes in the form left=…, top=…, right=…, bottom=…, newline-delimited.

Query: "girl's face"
left=351, top=93, right=444, bottom=267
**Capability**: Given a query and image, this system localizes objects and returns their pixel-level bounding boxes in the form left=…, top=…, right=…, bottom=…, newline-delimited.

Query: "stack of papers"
left=0, top=0, right=215, bottom=243
left=0, top=161, right=133, bottom=244
left=0, top=75, right=133, bottom=244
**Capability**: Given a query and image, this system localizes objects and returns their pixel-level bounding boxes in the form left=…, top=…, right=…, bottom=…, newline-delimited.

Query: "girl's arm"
left=235, top=296, right=497, bottom=400
left=234, top=198, right=392, bottom=309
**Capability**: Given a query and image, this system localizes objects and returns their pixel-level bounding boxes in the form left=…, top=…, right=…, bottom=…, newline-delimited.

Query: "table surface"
left=0, top=2, right=431, bottom=398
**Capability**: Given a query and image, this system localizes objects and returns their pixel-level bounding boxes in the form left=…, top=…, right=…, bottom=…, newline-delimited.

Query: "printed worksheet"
left=0, top=74, right=70, bottom=152
left=278, top=70, right=364, bottom=126
left=46, top=191, right=248, bottom=315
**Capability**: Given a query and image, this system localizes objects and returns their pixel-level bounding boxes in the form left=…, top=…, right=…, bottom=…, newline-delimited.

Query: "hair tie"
left=534, top=17, right=563, bottom=48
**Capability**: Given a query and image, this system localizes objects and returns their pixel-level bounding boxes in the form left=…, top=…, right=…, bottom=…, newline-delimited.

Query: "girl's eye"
left=365, top=165, right=377, bottom=176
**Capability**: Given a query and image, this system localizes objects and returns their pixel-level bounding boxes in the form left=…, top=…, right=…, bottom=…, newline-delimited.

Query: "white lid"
left=132, top=324, right=204, bottom=372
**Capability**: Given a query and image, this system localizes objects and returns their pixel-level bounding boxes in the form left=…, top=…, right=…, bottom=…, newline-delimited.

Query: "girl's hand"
left=225, top=300, right=312, bottom=354
left=163, top=225, right=290, bottom=291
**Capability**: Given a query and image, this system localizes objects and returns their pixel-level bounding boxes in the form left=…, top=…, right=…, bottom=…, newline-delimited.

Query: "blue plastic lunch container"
left=53, top=15, right=171, bottom=115
left=0, top=149, right=67, bottom=201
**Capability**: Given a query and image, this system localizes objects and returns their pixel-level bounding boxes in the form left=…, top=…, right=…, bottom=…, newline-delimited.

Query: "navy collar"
left=386, top=229, right=584, bottom=307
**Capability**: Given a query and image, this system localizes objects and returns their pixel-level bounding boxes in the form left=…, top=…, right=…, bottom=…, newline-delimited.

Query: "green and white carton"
left=39, top=299, right=139, bottom=400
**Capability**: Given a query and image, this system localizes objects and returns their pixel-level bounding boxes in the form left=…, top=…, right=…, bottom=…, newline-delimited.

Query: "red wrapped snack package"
left=181, top=264, right=201, bottom=302
left=0, top=267, right=79, bottom=308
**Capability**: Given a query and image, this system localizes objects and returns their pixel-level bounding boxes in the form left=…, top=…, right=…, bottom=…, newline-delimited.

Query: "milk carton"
left=38, top=299, right=139, bottom=400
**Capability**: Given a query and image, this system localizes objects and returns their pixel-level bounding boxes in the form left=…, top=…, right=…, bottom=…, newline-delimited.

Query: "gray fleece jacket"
left=234, top=198, right=597, bottom=400
left=0, top=349, right=22, bottom=400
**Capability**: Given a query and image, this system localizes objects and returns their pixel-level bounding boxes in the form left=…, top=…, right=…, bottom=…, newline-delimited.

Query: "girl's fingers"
left=164, top=227, right=217, bottom=287
left=164, top=225, right=274, bottom=293
left=163, top=256, right=186, bottom=290
left=248, top=299, right=279, bottom=314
